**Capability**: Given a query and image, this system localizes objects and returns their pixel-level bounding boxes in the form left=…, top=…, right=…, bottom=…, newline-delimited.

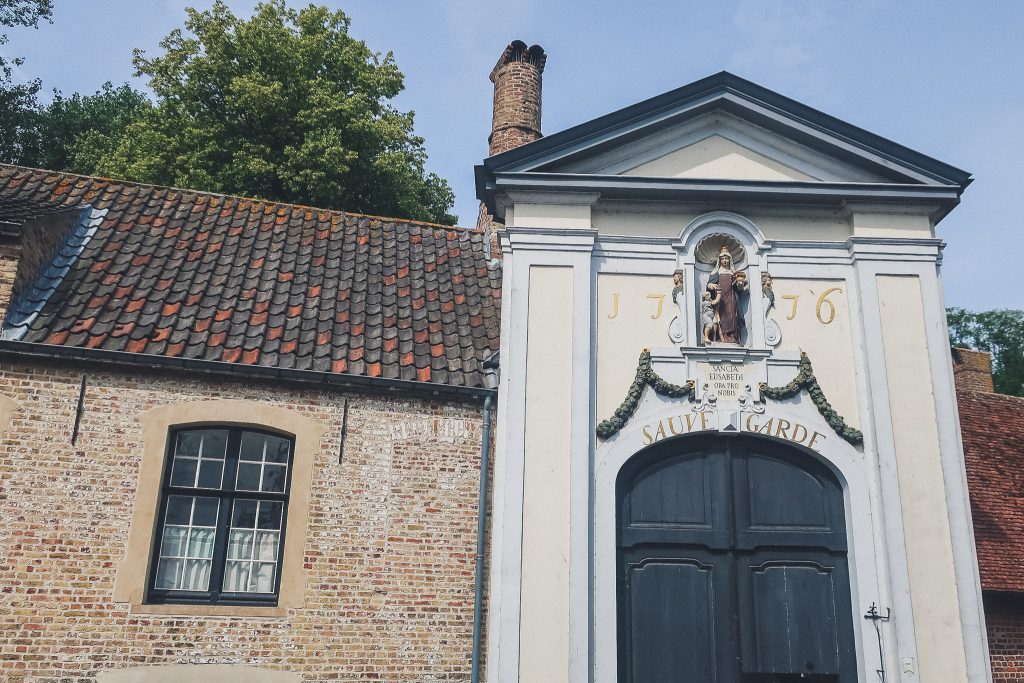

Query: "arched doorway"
left=617, top=434, right=857, bottom=682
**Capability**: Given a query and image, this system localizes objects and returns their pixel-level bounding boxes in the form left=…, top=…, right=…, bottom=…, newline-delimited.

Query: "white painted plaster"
left=876, top=274, right=969, bottom=682
left=595, top=273, right=676, bottom=420
left=852, top=212, right=934, bottom=238
left=520, top=266, right=573, bottom=682
left=771, top=277, right=860, bottom=429
left=623, top=133, right=813, bottom=181
left=592, top=205, right=853, bottom=241
left=549, top=109, right=890, bottom=183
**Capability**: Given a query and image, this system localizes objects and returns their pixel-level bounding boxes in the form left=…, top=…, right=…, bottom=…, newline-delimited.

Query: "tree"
left=0, top=0, right=52, bottom=163
left=18, top=83, right=152, bottom=173
left=97, top=1, right=455, bottom=224
left=948, top=308, right=1024, bottom=397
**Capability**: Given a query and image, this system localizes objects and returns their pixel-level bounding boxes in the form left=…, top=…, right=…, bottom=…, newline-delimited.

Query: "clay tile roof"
left=959, top=388, right=1024, bottom=592
left=0, top=164, right=502, bottom=389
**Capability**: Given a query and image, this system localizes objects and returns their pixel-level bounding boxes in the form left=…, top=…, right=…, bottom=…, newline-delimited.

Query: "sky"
left=3, top=0, right=1023, bottom=311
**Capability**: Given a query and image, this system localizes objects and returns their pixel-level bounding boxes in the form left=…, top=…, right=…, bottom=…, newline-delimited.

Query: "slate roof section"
left=2, top=206, right=105, bottom=340
left=0, top=165, right=502, bottom=388
left=959, top=389, right=1024, bottom=593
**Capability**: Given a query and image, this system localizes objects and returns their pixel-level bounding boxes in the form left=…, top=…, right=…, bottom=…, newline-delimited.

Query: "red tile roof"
left=959, top=388, right=1024, bottom=592
left=0, top=165, right=501, bottom=388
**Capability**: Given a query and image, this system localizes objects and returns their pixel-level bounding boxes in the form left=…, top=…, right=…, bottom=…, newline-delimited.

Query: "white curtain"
left=181, top=559, right=211, bottom=591
left=223, top=529, right=277, bottom=592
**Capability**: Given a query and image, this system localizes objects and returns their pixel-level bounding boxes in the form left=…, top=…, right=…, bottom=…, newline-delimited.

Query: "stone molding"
left=112, top=399, right=327, bottom=617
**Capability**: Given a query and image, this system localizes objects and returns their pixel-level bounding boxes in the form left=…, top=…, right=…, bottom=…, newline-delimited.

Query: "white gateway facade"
left=478, top=70, right=989, bottom=682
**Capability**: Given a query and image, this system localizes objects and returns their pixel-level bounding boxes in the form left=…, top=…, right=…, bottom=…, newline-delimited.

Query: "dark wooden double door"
left=617, top=435, right=857, bottom=682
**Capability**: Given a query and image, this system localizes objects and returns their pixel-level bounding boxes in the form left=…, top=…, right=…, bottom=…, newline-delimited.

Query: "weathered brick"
left=0, top=359, right=492, bottom=682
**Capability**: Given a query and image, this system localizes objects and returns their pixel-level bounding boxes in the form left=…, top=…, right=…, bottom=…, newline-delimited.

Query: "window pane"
left=200, top=430, right=228, bottom=459
left=181, top=559, right=212, bottom=591
left=160, top=525, right=188, bottom=557
left=262, top=464, right=287, bottom=492
left=227, top=530, right=254, bottom=560
left=252, top=562, right=276, bottom=593
left=188, top=527, right=216, bottom=559
left=254, top=531, right=279, bottom=561
left=155, top=558, right=183, bottom=589
left=265, top=436, right=290, bottom=464
left=239, top=432, right=265, bottom=462
left=176, top=431, right=202, bottom=458
left=192, top=497, right=219, bottom=527
left=169, top=457, right=197, bottom=487
left=224, top=560, right=250, bottom=592
left=197, top=459, right=224, bottom=489
left=257, top=501, right=283, bottom=530
left=165, top=495, right=192, bottom=525
left=232, top=499, right=258, bottom=529
left=236, top=462, right=261, bottom=491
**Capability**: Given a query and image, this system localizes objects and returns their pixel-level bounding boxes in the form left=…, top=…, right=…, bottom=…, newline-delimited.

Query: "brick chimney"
left=952, top=347, right=995, bottom=393
left=479, top=41, right=547, bottom=257
left=488, top=40, right=547, bottom=157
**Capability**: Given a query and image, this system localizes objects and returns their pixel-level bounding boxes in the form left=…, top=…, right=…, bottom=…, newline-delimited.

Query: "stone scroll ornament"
left=761, top=271, right=782, bottom=347
left=596, top=350, right=863, bottom=446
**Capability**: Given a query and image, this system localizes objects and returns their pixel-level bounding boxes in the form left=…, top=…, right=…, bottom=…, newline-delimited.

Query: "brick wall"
left=953, top=346, right=995, bottom=393
left=0, top=358, right=489, bottom=682
left=986, top=594, right=1024, bottom=681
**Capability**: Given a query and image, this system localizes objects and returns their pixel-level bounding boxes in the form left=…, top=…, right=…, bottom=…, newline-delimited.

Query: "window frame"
left=145, top=426, right=295, bottom=607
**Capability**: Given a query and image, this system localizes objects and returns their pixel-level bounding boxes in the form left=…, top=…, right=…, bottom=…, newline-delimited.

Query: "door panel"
left=623, top=557, right=733, bottom=683
left=733, top=449, right=846, bottom=552
left=737, top=558, right=850, bottom=676
left=621, top=446, right=731, bottom=549
left=618, top=435, right=856, bottom=681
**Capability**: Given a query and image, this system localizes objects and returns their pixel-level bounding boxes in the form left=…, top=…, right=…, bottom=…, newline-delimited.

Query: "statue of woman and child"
left=701, top=246, right=747, bottom=345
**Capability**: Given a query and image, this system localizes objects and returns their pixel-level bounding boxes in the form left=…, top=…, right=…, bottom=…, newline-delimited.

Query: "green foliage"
left=0, top=0, right=52, bottom=163
left=948, top=308, right=1024, bottom=397
left=0, top=0, right=52, bottom=77
left=595, top=349, right=695, bottom=440
left=0, top=76, right=39, bottom=163
left=16, top=83, right=152, bottom=172
left=96, top=0, right=455, bottom=224
left=760, top=353, right=863, bottom=445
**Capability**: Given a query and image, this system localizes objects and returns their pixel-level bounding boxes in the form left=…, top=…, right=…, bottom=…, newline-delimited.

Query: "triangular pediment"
left=549, top=110, right=893, bottom=183
left=478, top=72, right=971, bottom=190
left=621, top=134, right=814, bottom=181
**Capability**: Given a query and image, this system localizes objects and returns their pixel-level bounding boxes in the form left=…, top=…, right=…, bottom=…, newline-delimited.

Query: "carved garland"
left=758, top=352, right=863, bottom=445
left=595, top=350, right=694, bottom=440
left=596, top=350, right=864, bottom=446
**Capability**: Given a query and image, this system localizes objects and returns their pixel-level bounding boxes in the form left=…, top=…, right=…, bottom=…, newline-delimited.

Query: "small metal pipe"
left=470, top=394, right=493, bottom=683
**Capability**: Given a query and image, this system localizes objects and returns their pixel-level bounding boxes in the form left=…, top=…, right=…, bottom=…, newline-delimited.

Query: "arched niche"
left=669, top=211, right=772, bottom=349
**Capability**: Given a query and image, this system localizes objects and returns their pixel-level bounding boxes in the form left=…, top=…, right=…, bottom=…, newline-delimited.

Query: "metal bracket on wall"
left=864, top=603, right=892, bottom=683
left=338, top=398, right=349, bottom=464
left=71, top=374, right=87, bottom=445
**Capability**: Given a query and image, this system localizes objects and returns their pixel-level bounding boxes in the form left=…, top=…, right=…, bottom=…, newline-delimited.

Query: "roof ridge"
left=958, top=388, right=1024, bottom=404
left=0, top=163, right=479, bottom=234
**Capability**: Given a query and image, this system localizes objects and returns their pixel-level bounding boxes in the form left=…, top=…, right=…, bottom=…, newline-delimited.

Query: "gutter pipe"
left=470, top=393, right=493, bottom=683
left=0, top=340, right=496, bottom=401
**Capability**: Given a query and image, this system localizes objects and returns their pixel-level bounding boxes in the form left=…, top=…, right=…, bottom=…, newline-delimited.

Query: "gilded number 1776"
left=606, top=293, right=666, bottom=320
left=780, top=288, right=842, bottom=325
